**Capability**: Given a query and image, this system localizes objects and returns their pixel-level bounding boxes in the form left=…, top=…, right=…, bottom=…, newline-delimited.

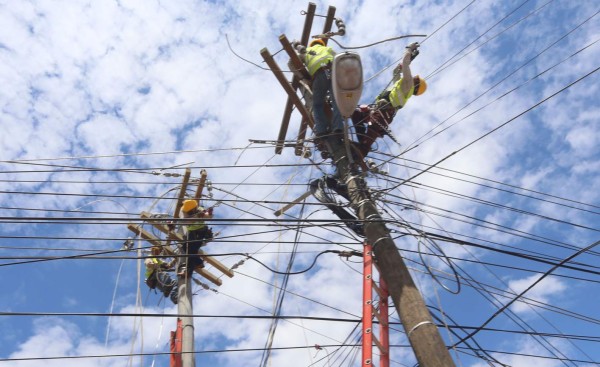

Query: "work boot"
left=313, top=136, right=331, bottom=159
left=163, top=286, right=172, bottom=298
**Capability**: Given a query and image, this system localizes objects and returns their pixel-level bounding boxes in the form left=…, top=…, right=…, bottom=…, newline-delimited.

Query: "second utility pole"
left=175, top=168, right=195, bottom=367
left=326, top=138, right=456, bottom=367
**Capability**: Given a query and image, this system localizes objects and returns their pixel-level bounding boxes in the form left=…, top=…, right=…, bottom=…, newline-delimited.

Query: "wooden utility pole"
left=127, top=169, right=235, bottom=367
left=261, top=1, right=454, bottom=364
left=174, top=169, right=195, bottom=367
left=326, top=138, right=456, bottom=367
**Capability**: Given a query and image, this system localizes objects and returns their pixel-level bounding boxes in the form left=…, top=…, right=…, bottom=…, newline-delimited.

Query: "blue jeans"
left=155, top=271, right=178, bottom=304
left=312, top=69, right=344, bottom=136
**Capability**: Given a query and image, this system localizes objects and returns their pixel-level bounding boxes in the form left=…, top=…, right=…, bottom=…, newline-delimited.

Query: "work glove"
left=292, top=40, right=306, bottom=55
left=406, top=42, right=419, bottom=51
left=376, top=98, right=390, bottom=110
left=406, top=42, right=420, bottom=60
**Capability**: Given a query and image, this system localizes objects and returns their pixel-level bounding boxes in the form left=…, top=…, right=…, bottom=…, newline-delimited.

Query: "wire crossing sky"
left=0, top=1, right=599, bottom=366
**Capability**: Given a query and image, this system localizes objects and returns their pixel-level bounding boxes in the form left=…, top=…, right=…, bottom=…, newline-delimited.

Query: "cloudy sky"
left=1, top=0, right=599, bottom=366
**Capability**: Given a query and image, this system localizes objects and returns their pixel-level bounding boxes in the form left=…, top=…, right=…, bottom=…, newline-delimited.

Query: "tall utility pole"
left=128, top=169, right=234, bottom=367
left=327, top=139, right=456, bottom=367
left=174, top=168, right=195, bottom=367
left=260, top=1, right=455, bottom=363
left=178, top=272, right=194, bottom=367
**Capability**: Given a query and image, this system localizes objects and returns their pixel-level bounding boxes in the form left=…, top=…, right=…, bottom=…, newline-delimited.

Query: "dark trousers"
left=184, top=227, right=209, bottom=271
left=148, top=271, right=178, bottom=304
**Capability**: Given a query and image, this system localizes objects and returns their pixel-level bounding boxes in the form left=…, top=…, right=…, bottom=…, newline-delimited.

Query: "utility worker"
left=179, top=199, right=213, bottom=276
left=352, top=42, right=427, bottom=157
left=304, top=38, right=344, bottom=142
left=145, top=246, right=178, bottom=304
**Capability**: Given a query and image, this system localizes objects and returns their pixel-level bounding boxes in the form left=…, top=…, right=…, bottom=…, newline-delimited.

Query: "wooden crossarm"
left=139, top=212, right=234, bottom=278
left=127, top=223, right=223, bottom=286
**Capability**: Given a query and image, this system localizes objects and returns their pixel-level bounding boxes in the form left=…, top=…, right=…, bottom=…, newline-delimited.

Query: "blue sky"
left=0, top=0, right=599, bottom=366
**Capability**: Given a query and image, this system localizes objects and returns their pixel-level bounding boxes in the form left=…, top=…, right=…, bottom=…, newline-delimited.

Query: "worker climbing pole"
left=125, top=168, right=234, bottom=367
left=261, top=3, right=455, bottom=366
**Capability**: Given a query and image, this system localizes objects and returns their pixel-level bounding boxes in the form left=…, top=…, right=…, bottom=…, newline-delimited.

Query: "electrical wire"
left=382, top=63, right=600, bottom=190
left=452, top=238, right=600, bottom=348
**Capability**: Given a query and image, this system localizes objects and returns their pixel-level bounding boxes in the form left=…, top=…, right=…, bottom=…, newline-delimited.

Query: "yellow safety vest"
left=187, top=207, right=206, bottom=231
left=387, top=78, right=414, bottom=109
left=305, top=44, right=335, bottom=76
left=145, top=257, right=161, bottom=278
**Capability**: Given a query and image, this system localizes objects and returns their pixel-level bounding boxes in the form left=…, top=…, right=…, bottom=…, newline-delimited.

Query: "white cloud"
left=506, top=274, right=567, bottom=315
left=1, top=1, right=598, bottom=366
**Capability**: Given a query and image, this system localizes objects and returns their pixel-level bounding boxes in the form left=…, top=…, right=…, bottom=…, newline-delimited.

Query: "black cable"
left=327, top=34, right=427, bottom=50
left=247, top=250, right=361, bottom=275
left=403, top=35, right=600, bottom=158
left=0, top=161, right=319, bottom=175
left=452, top=239, right=600, bottom=348
left=420, top=0, right=477, bottom=44
left=371, top=153, right=600, bottom=212
left=426, top=0, right=556, bottom=80
left=382, top=190, right=600, bottom=254
left=426, top=0, right=534, bottom=78
left=384, top=63, right=600, bottom=191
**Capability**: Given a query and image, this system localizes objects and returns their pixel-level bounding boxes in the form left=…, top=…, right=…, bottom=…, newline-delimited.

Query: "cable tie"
left=337, top=251, right=354, bottom=259
left=407, top=321, right=435, bottom=338
left=372, top=236, right=387, bottom=250
left=333, top=155, right=347, bottom=165
left=366, top=213, right=381, bottom=221
left=355, top=199, right=371, bottom=208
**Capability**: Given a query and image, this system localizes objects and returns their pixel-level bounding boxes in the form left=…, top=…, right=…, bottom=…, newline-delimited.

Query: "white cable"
left=105, top=258, right=125, bottom=347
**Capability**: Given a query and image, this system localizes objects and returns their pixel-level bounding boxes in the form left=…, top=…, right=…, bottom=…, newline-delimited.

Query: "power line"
left=384, top=63, right=600, bottom=191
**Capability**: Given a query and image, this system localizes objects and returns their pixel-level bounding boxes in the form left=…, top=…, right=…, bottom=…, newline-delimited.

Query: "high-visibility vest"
left=187, top=206, right=206, bottom=231
left=145, top=257, right=161, bottom=278
left=305, top=44, right=335, bottom=76
left=388, top=78, right=414, bottom=109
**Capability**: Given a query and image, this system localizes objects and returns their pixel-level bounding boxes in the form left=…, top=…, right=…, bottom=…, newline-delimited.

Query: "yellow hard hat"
left=182, top=199, right=198, bottom=213
left=309, top=38, right=326, bottom=47
left=414, top=76, right=427, bottom=96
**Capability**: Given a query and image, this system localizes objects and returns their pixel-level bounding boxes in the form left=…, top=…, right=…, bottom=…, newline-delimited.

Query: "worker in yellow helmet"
left=145, top=246, right=178, bottom=304
left=178, top=199, right=213, bottom=276
left=304, top=38, right=344, bottom=144
left=351, top=42, right=427, bottom=157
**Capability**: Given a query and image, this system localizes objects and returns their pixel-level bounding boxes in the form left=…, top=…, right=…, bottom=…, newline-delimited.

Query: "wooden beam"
left=194, top=169, right=208, bottom=201
left=173, top=168, right=192, bottom=219
left=322, top=6, right=336, bottom=39
left=261, top=48, right=315, bottom=134
left=276, top=93, right=294, bottom=154
left=127, top=223, right=223, bottom=286
left=127, top=224, right=170, bottom=249
left=274, top=2, right=316, bottom=154
left=140, top=212, right=234, bottom=278
left=301, top=3, right=317, bottom=46
left=274, top=191, right=311, bottom=217
left=277, top=34, right=315, bottom=156
left=195, top=267, right=223, bottom=286
left=279, top=34, right=311, bottom=80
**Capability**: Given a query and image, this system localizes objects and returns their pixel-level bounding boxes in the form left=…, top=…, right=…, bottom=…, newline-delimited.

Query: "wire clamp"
left=407, top=321, right=435, bottom=338
left=372, top=236, right=387, bottom=250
